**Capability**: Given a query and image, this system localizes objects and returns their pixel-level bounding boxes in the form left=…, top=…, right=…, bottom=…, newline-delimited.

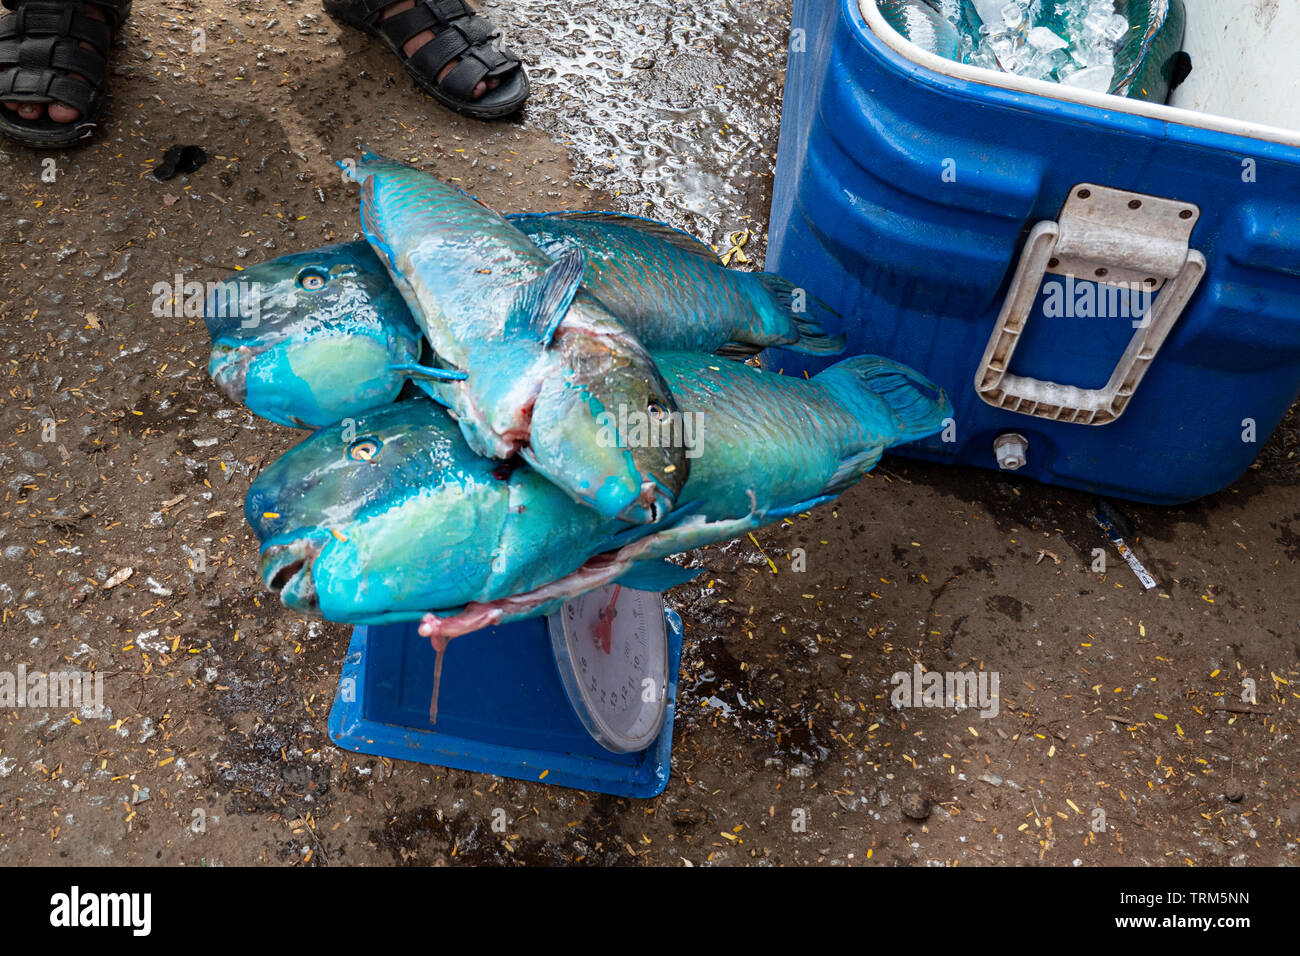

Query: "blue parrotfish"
left=204, top=242, right=423, bottom=429
left=246, top=351, right=951, bottom=646
left=206, top=213, right=843, bottom=430
left=344, top=152, right=684, bottom=525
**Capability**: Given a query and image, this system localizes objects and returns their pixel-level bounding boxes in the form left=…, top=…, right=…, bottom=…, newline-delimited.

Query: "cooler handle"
left=974, top=185, right=1208, bottom=426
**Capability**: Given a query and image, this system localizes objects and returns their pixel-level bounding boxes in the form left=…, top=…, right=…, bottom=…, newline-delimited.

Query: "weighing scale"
left=327, top=586, right=683, bottom=798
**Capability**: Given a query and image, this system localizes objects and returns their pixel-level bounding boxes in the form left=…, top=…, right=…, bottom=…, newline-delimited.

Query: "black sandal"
left=324, top=0, right=528, bottom=120
left=0, top=0, right=130, bottom=148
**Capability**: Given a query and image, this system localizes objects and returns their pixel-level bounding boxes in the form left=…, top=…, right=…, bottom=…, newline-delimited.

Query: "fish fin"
left=402, top=345, right=460, bottom=406
left=750, top=274, right=846, bottom=355
left=508, top=211, right=722, bottom=264
left=762, top=492, right=843, bottom=523
left=506, top=249, right=585, bottom=347
left=788, top=320, right=848, bottom=355
left=617, top=495, right=847, bottom=570
left=411, top=380, right=456, bottom=408
left=819, top=356, right=952, bottom=444
left=389, top=362, right=468, bottom=382
left=493, top=229, right=630, bottom=320
left=597, top=499, right=704, bottom=552
left=614, top=558, right=703, bottom=592
left=713, top=341, right=763, bottom=362
left=820, top=450, right=884, bottom=498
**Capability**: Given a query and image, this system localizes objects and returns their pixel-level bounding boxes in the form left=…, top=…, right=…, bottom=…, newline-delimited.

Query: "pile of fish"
left=205, top=154, right=951, bottom=658
left=879, top=0, right=1186, bottom=102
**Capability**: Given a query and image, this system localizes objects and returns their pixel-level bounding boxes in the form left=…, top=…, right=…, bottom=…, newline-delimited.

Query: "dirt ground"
left=1, top=0, right=1297, bottom=867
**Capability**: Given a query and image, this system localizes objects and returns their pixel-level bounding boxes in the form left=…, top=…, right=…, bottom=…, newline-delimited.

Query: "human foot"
left=379, top=0, right=501, bottom=101
left=0, top=0, right=130, bottom=147
left=323, top=0, right=529, bottom=120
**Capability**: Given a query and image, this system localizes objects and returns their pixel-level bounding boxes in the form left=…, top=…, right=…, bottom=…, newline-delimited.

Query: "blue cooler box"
left=768, top=0, right=1300, bottom=504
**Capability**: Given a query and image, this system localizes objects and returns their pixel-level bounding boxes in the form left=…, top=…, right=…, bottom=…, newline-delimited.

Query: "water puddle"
left=497, top=0, right=791, bottom=258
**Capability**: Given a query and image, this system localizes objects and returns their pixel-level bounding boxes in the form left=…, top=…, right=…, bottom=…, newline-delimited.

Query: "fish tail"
left=748, top=274, right=846, bottom=355
left=819, top=356, right=952, bottom=444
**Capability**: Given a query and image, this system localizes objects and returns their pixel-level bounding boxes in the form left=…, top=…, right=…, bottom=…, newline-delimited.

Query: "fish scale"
left=651, top=354, right=899, bottom=517
left=360, top=175, right=551, bottom=368
left=512, top=213, right=843, bottom=355
left=526, top=218, right=736, bottom=312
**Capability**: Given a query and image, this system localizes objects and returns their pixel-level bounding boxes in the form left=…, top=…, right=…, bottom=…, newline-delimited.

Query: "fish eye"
left=348, top=437, right=381, bottom=461
left=297, top=267, right=330, bottom=291
left=647, top=401, right=666, bottom=419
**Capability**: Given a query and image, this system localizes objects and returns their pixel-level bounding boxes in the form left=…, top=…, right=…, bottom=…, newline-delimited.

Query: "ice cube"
left=970, top=0, right=1009, bottom=25
left=1104, top=13, right=1131, bottom=43
left=1000, top=2, right=1024, bottom=30
left=1042, top=50, right=1072, bottom=79
left=1083, top=8, right=1112, bottom=38
left=1019, top=53, right=1056, bottom=80
left=1027, top=27, right=1068, bottom=52
left=967, top=45, right=1000, bottom=70
left=987, top=33, right=1019, bottom=65
left=1059, top=64, right=1114, bottom=92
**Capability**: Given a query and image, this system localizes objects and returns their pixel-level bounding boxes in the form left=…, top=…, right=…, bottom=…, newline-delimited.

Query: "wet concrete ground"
left=0, top=0, right=1297, bottom=866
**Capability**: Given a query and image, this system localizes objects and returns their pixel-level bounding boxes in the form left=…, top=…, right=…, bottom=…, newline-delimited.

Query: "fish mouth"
left=209, top=335, right=285, bottom=404
left=261, top=539, right=322, bottom=612
left=616, top=479, right=675, bottom=525
left=208, top=342, right=256, bottom=403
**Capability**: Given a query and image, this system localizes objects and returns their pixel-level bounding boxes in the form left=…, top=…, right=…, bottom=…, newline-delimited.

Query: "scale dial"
left=548, top=585, right=669, bottom=754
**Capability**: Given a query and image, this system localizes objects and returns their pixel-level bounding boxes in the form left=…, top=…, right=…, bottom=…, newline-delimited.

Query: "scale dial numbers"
left=548, top=585, right=669, bottom=754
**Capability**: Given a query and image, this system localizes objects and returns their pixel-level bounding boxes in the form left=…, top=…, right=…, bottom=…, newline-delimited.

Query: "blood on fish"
left=420, top=606, right=503, bottom=722
left=428, top=638, right=445, bottom=725
left=500, top=399, right=536, bottom=446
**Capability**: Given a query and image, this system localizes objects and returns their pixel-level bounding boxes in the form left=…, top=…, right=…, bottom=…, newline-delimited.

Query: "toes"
left=4, top=97, right=83, bottom=125
left=435, top=62, right=486, bottom=100
left=388, top=9, right=507, bottom=103
left=380, top=0, right=415, bottom=19
left=2, top=6, right=109, bottom=129
left=402, top=26, right=434, bottom=59
left=47, top=101, right=81, bottom=123
left=47, top=69, right=89, bottom=123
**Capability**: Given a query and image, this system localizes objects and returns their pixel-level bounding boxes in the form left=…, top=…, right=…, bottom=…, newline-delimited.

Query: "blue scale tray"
left=327, top=608, right=683, bottom=799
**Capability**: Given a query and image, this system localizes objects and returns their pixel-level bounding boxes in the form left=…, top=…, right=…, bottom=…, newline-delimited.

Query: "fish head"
left=246, top=399, right=508, bottom=621
left=526, top=329, right=687, bottom=524
left=206, top=242, right=421, bottom=428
